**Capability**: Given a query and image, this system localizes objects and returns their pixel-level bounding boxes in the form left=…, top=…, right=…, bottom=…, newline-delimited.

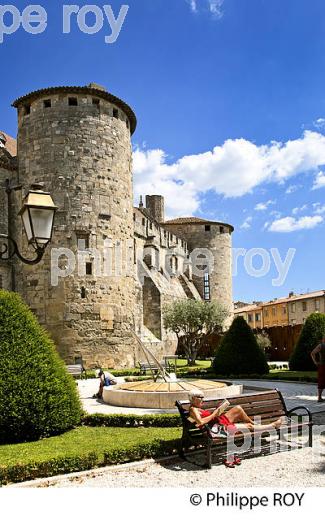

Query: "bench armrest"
left=287, top=406, right=312, bottom=422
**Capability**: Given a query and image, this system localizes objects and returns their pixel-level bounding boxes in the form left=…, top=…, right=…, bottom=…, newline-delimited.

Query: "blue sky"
left=1, top=0, right=325, bottom=302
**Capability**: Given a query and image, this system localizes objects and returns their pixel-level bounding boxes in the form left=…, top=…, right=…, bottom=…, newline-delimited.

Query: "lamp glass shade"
left=21, top=207, right=33, bottom=242
left=19, top=189, right=57, bottom=249
left=29, top=207, right=55, bottom=245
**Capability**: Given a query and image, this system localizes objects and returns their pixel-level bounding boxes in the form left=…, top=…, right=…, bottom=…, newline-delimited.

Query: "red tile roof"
left=0, top=131, right=17, bottom=157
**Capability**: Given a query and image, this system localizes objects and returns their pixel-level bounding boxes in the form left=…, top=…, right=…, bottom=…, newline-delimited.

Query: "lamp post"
left=0, top=180, right=57, bottom=265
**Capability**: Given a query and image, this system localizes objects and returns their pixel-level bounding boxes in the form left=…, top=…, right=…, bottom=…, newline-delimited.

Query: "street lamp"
left=0, top=182, right=57, bottom=265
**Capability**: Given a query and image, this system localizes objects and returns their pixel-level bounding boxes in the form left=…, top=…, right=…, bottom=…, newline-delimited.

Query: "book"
left=216, top=399, right=230, bottom=416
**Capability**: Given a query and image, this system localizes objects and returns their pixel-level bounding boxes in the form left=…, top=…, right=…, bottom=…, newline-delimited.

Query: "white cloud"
left=313, top=203, right=325, bottom=215
left=186, top=0, right=224, bottom=18
left=268, top=215, right=323, bottom=233
left=270, top=210, right=282, bottom=218
left=208, top=0, right=225, bottom=18
left=292, top=204, right=308, bottom=215
left=240, top=216, right=252, bottom=230
left=187, top=0, right=197, bottom=12
left=313, top=118, right=325, bottom=130
left=133, top=131, right=325, bottom=217
left=285, top=184, right=302, bottom=194
left=254, top=200, right=275, bottom=211
left=312, top=170, right=325, bottom=190
left=133, top=148, right=200, bottom=218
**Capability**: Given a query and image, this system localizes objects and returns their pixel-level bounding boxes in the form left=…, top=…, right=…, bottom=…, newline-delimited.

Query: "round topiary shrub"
left=0, top=290, right=82, bottom=443
left=289, top=313, right=325, bottom=371
left=213, top=316, right=269, bottom=376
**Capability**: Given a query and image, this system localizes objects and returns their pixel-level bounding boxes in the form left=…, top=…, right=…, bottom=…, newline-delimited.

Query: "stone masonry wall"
left=13, top=89, right=137, bottom=368
left=162, top=222, right=234, bottom=321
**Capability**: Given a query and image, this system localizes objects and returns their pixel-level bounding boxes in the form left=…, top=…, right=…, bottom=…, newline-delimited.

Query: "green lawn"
left=0, top=426, right=180, bottom=467
left=176, top=359, right=211, bottom=368
left=266, top=370, right=317, bottom=381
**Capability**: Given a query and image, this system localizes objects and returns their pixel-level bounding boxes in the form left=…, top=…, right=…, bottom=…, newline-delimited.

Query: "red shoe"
left=223, top=459, right=236, bottom=468
left=234, top=456, right=242, bottom=465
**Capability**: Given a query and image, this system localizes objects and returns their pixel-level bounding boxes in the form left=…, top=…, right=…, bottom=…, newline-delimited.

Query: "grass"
left=0, top=426, right=180, bottom=467
left=176, top=359, right=211, bottom=368
left=266, top=370, right=317, bottom=381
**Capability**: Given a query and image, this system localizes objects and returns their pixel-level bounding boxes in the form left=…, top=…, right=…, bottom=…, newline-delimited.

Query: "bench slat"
left=200, top=400, right=284, bottom=414
left=66, top=364, right=84, bottom=378
left=178, top=391, right=281, bottom=411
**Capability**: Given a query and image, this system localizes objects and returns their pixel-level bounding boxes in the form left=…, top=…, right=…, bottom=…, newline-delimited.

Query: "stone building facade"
left=0, top=84, right=234, bottom=368
left=234, top=290, right=325, bottom=329
left=0, top=131, right=17, bottom=292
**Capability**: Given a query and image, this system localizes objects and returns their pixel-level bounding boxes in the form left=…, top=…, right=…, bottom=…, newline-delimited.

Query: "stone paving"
left=231, top=379, right=325, bottom=414
left=78, top=377, right=325, bottom=415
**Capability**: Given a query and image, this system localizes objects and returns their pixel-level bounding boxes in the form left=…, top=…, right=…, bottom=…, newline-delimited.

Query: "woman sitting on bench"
left=189, top=390, right=282, bottom=467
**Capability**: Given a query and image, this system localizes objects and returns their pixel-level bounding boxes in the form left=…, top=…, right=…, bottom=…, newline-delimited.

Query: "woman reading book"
left=188, top=389, right=282, bottom=468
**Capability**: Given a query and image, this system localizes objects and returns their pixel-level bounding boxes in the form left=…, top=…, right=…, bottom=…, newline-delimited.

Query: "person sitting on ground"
left=95, top=369, right=117, bottom=399
left=188, top=390, right=282, bottom=468
left=311, top=337, right=325, bottom=402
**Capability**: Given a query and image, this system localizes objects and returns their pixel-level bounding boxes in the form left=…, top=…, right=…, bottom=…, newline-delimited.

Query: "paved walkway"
left=78, top=378, right=325, bottom=415
left=231, top=379, right=325, bottom=414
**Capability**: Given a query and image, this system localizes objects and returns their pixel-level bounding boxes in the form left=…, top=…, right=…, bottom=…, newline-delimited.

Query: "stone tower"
left=12, top=84, right=138, bottom=368
left=162, top=217, right=234, bottom=317
left=145, top=195, right=165, bottom=223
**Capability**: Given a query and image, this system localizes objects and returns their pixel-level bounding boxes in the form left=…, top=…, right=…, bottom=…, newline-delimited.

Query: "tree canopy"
left=289, top=313, right=325, bottom=371
left=163, top=299, right=229, bottom=365
left=213, top=316, right=269, bottom=375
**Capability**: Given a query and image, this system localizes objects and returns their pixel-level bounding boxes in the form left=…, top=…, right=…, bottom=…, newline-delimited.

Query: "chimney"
left=145, top=195, right=165, bottom=223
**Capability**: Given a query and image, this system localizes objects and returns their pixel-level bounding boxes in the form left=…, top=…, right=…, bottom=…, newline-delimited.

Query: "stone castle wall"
left=162, top=222, right=233, bottom=319
left=12, top=89, right=138, bottom=368
left=0, top=165, right=9, bottom=290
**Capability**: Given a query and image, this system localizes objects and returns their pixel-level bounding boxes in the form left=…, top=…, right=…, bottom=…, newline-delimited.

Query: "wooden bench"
left=66, top=363, right=85, bottom=379
left=176, top=390, right=313, bottom=469
left=138, top=361, right=167, bottom=375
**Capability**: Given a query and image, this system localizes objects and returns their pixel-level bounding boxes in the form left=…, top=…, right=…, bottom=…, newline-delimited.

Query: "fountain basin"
left=103, top=379, right=243, bottom=409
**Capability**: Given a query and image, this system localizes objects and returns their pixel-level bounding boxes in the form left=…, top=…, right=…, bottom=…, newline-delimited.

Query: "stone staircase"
left=178, top=274, right=201, bottom=300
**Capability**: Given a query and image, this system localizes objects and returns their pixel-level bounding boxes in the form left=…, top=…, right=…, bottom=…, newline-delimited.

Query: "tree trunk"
left=185, top=335, right=202, bottom=366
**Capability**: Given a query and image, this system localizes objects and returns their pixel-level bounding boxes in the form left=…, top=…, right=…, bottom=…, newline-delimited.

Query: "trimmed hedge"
left=0, top=438, right=179, bottom=485
left=289, top=313, right=325, bottom=371
left=179, top=368, right=212, bottom=378
left=0, top=453, right=98, bottom=486
left=213, top=317, right=269, bottom=376
left=0, top=290, right=82, bottom=443
left=104, top=439, right=178, bottom=465
left=82, top=413, right=181, bottom=428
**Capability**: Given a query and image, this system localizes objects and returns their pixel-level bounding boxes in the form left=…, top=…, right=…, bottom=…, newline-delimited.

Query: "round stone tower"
left=12, top=84, right=138, bottom=368
left=162, top=217, right=234, bottom=319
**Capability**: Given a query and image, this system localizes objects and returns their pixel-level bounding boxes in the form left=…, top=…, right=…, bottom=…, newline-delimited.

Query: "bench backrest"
left=176, top=390, right=286, bottom=432
left=66, top=364, right=84, bottom=377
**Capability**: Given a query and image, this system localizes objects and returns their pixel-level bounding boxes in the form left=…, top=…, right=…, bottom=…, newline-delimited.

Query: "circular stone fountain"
left=103, top=379, right=243, bottom=409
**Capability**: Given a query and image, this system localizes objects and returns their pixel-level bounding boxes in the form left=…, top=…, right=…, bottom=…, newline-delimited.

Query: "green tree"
left=163, top=299, right=229, bottom=366
left=255, top=331, right=272, bottom=357
left=0, top=290, right=82, bottom=443
left=289, top=313, right=325, bottom=371
left=213, top=316, right=269, bottom=375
